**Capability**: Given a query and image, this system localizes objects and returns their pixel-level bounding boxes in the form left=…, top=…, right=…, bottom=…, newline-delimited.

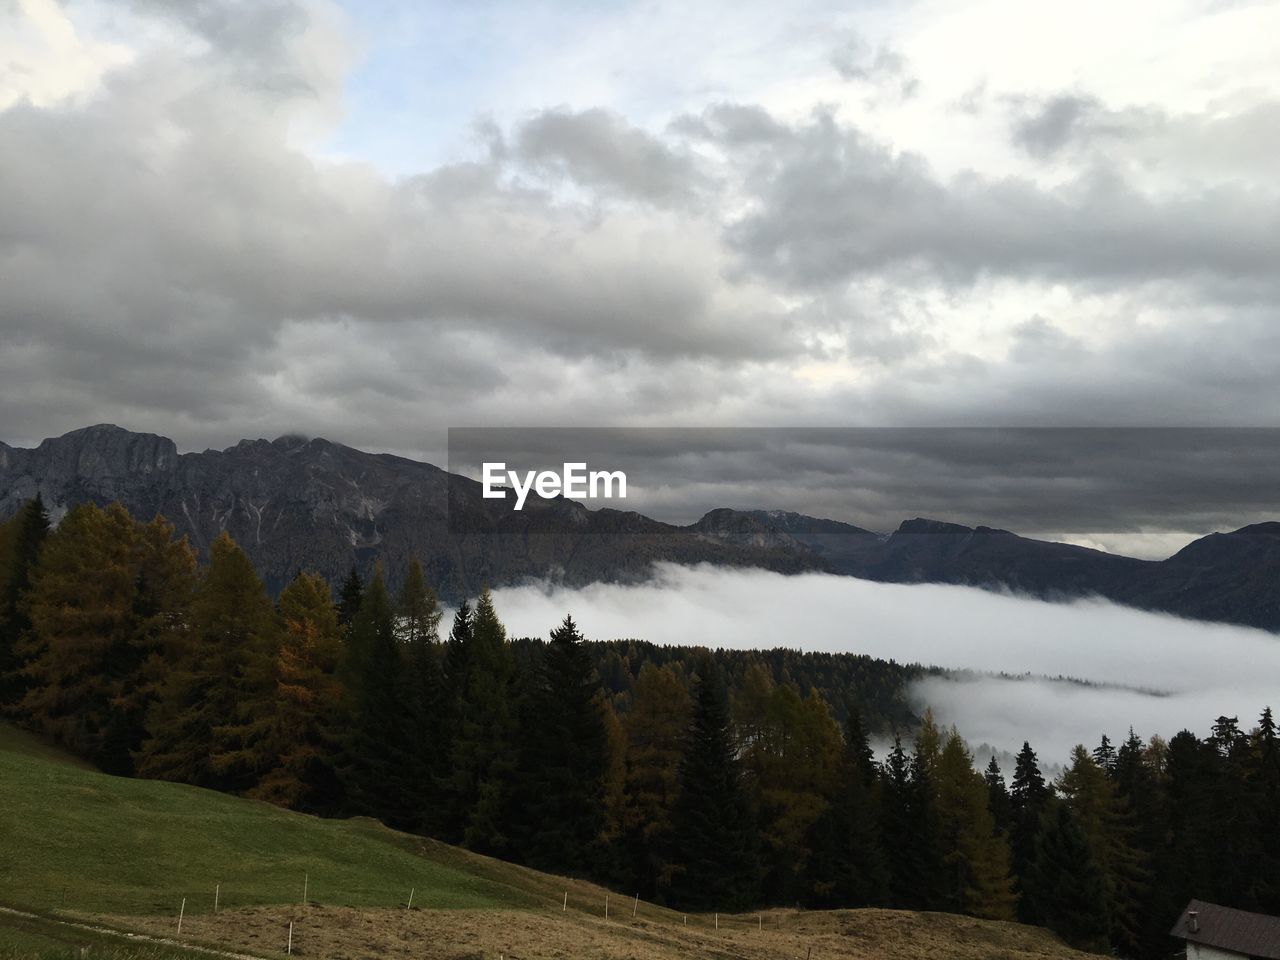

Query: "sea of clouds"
left=467, top=564, right=1280, bottom=765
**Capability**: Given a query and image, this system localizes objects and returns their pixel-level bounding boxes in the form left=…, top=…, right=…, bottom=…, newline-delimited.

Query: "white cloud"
left=479, top=564, right=1279, bottom=763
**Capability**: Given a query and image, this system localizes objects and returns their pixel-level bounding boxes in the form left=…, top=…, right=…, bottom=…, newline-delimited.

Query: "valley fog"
left=472, top=564, right=1280, bottom=764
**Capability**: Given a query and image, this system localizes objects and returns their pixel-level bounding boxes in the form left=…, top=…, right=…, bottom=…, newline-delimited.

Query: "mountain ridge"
left=3, top=424, right=1279, bottom=631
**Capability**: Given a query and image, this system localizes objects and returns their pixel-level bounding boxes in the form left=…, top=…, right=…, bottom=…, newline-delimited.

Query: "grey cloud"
left=728, top=110, right=1280, bottom=292
left=1011, top=94, right=1108, bottom=157
left=830, top=34, right=918, bottom=98
left=515, top=107, right=705, bottom=207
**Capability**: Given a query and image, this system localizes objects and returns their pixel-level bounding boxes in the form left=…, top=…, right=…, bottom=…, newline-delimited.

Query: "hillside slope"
left=0, top=724, right=1097, bottom=959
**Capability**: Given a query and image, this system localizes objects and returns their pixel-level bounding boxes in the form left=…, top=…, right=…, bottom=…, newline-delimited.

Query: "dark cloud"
left=515, top=107, right=705, bottom=207
left=728, top=110, right=1280, bottom=292
left=3, top=0, right=1280, bottom=528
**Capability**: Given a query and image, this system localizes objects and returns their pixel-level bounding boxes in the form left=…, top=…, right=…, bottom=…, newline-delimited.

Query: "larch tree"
left=20, top=503, right=194, bottom=774
left=137, top=531, right=277, bottom=791
left=250, top=571, right=344, bottom=812
left=934, top=729, right=1016, bottom=921
left=621, top=661, right=693, bottom=899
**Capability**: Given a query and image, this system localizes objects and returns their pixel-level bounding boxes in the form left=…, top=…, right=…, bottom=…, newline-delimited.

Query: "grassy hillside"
left=0, top=723, right=535, bottom=917
left=1, top=723, right=1096, bottom=959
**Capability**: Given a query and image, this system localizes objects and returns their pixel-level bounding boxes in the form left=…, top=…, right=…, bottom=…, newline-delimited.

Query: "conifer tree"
left=446, top=589, right=519, bottom=853
left=337, top=565, right=364, bottom=628
left=0, top=494, right=50, bottom=707
left=985, top=755, right=1011, bottom=835
left=668, top=657, right=761, bottom=911
left=340, top=567, right=412, bottom=824
left=20, top=503, right=194, bottom=773
left=621, top=661, right=693, bottom=899
left=1009, top=740, right=1052, bottom=923
left=1058, top=744, right=1147, bottom=951
left=250, top=571, right=344, bottom=812
left=512, top=615, right=610, bottom=873
left=880, top=737, right=943, bottom=909
left=397, top=557, right=446, bottom=831
left=138, top=531, right=277, bottom=791
left=935, top=729, right=1016, bottom=920
left=808, top=707, right=887, bottom=907
left=1027, top=802, right=1111, bottom=953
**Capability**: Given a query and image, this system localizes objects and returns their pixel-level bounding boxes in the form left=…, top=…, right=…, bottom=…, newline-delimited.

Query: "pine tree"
left=336, top=565, right=364, bottom=628
left=397, top=557, right=446, bottom=831
left=19, top=504, right=194, bottom=773
left=339, top=567, right=412, bottom=824
left=1027, top=802, right=1111, bottom=953
left=985, top=755, right=1011, bottom=835
left=668, top=657, right=761, bottom=911
left=0, top=494, right=50, bottom=707
left=1092, top=734, right=1117, bottom=775
left=880, top=737, right=944, bottom=910
left=138, top=531, right=277, bottom=791
left=512, top=615, right=610, bottom=873
left=808, top=707, right=887, bottom=907
left=446, top=589, right=519, bottom=853
left=249, top=571, right=344, bottom=812
left=1009, top=740, right=1052, bottom=923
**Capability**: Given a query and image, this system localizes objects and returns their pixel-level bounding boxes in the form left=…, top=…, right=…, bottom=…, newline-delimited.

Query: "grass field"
left=0, top=723, right=534, bottom=917
left=1, top=722, right=1097, bottom=959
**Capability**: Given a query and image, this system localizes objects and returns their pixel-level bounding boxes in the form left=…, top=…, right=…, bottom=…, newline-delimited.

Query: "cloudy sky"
left=3, top=0, right=1279, bottom=546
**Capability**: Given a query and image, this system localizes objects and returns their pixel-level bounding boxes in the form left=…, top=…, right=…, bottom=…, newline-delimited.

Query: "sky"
left=479, top=564, right=1280, bottom=763
left=2, top=0, right=1279, bottom=548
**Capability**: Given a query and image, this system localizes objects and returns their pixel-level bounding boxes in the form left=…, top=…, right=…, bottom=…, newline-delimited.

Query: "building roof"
left=1170, top=899, right=1280, bottom=959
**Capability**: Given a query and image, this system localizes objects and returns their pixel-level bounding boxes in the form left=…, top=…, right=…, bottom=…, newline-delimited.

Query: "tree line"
left=1, top=496, right=1277, bottom=957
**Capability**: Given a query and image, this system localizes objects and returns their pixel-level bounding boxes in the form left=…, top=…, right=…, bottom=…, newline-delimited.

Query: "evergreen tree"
left=0, top=494, right=50, bottom=707
left=668, top=657, right=761, bottom=911
left=397, top=557, right=446, bottom=831
left=1009, top=740, right=1052, bottom=923
left=250, top=571, right=344, bottom=812
left=880, top=737, right=944, bottom=910
left=1092, top=733, right=1117, bottom=775
left=512, top=615, right=610, bottom=873
left=336, top=565, right=363, bottom=628
left=808, top=707, right=887, bottom=907
left=1027, top=802, right=1111, bottom=953
left=339, top=567, right=412, bottom=825
left=446, top=589, right=519, bottom=853
left=985, top=755, right=1011, bottom=835
left=138, top=531, right=277, bottom=791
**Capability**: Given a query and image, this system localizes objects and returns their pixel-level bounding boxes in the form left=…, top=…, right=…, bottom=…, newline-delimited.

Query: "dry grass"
left=103, top=903, right=1098, bottom=960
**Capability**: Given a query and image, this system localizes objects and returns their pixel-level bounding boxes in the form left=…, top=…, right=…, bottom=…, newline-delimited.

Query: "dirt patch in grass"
left=100, top=904, right=1099, bottom=960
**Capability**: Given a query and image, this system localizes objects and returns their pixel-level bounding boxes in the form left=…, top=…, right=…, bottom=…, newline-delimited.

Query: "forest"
left=1, top=495, right=1277, bottom=957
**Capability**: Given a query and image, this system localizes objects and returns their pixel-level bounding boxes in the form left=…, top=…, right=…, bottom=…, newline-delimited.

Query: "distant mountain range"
left=3, top=424, right=1279, bottom=631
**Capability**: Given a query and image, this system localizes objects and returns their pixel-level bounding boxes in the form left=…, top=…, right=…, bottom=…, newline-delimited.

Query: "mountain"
left=0, top=424, right=816, bottom=599
left=2, top=425, right=1279, bottom=631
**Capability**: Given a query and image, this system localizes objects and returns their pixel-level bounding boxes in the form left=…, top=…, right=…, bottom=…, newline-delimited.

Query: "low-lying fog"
left=476, top=564, right=1279, bottom=765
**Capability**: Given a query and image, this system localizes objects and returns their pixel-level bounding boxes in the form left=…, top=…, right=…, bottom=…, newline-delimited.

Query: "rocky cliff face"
left=0, top=425, right=814, bottom=598
left=3, top=425, right=1279, bottom=631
